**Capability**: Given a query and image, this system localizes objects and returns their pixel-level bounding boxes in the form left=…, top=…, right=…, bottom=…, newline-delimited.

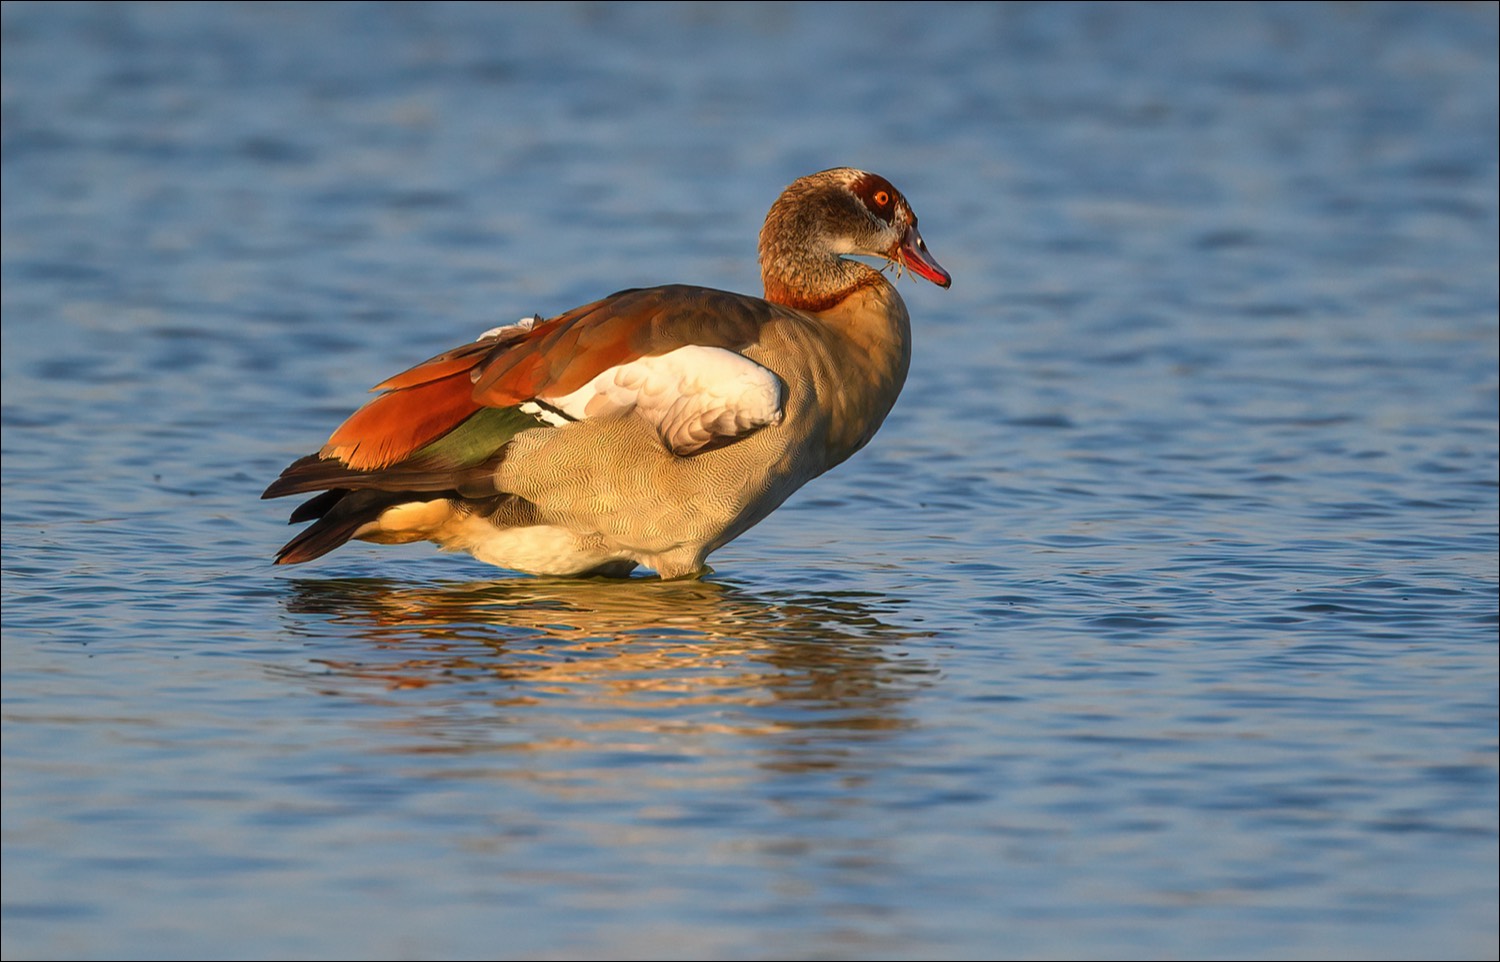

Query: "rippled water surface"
left=3, top=3, right=1497, bottom=959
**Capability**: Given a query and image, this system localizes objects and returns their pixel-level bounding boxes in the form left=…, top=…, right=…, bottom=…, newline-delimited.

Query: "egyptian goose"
left=264, top=167, right=950, bottom=578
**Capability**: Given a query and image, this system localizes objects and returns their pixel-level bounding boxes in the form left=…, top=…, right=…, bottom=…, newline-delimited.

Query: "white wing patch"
left=542, top=345, right=785, bottom=455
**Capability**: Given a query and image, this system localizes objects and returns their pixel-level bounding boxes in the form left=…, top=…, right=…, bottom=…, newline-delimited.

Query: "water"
left=3, top=2, right=1496, bottom=959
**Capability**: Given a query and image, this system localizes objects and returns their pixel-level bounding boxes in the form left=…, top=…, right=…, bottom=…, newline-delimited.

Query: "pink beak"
left=897, top=223, right=951, bottom=288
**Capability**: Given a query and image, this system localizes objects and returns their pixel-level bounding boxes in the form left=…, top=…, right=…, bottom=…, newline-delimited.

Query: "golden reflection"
left=277, top=575, right=936, bottom=745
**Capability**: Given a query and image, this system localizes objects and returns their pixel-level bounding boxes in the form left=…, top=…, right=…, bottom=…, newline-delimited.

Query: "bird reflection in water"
left=277, top=576, right=937, bottom=769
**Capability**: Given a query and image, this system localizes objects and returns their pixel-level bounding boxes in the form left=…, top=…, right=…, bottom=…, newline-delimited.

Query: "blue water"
left=3, top=2, right=1496, bottom=959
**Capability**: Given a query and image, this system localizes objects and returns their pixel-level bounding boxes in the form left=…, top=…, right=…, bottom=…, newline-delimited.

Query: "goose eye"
left=873, top=190, right=890, bottom=207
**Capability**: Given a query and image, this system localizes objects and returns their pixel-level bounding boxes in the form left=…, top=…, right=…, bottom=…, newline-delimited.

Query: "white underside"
left=458, top=520, right=625, bottom=576
left=358, top=502, right=644, bottom=577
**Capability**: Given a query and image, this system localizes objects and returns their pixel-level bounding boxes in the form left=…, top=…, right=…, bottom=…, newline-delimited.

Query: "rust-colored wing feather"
left=473, top=286, right=780, bottom=406
left=306, top=285, right=785, bottom=474
left=321, top=368, right=482, bottom=470
left=370, top=339, right=496, bottom=391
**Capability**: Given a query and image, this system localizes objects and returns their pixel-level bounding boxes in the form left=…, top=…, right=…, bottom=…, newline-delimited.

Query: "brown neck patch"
left=765, top=270, right=887, bottom=314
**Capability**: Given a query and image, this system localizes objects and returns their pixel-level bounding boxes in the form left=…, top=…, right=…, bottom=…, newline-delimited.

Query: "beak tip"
left=899, top=226, right=951, bottom=289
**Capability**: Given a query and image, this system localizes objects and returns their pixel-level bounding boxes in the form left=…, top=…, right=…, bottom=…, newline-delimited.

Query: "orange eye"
left=873, top=190, right=890, bottom=206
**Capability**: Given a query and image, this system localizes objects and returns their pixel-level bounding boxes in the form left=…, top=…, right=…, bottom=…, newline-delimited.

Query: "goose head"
left=759, top=167, right=951, bottom=311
